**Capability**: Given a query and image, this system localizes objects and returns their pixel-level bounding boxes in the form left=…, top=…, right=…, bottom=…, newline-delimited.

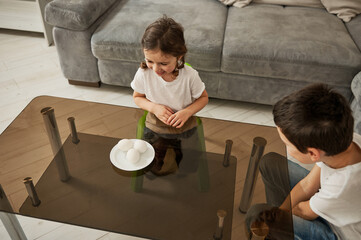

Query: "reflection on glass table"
left=0, top=96, right=288, bottom=240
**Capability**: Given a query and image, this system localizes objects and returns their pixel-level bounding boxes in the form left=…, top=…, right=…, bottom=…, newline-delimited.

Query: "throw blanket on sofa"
left=217, top=0, right=323, bottom=8
left=217, top=0, right=361, bottom=22
left=218, top=0, right=251, bottom=7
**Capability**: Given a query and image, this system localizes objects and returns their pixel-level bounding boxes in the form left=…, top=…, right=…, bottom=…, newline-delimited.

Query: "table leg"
left=41, top=107, right=70, bottom=182
left=223, top=140, right=233, bottom=167
left=239, top=137, right=267, bottom=213
left=0, top=184, right=27, bottom=240
left=67, top=117, right=80, bottom=144
left=213, top=209, right=227, bottom=240
left=0, top=213, right=27, bottom=240
left=23, top=178, right=41, bottom=207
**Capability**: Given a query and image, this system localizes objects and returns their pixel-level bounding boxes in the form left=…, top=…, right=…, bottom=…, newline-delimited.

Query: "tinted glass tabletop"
left=0, top=96, right=289, bottom=239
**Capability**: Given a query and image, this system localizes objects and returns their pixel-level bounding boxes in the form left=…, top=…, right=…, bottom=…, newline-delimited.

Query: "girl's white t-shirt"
left=309, top=133, right=361, bottom=239
left=130, top=65, right=205, bottom=112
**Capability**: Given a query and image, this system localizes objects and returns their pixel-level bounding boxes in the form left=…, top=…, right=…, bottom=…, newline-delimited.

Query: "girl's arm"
left=133, top=91, right=174, bottom=125
left=167, top=90, right=209, bottom=128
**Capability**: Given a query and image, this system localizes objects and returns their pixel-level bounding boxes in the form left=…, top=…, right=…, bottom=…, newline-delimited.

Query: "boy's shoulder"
left=353, top=132, right=361, bottom=146
left=351, top=133, right=361, bottom=166
left=318, top=132, right=361, bottom=170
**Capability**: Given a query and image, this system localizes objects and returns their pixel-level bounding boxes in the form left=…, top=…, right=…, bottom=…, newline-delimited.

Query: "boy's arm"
left=167, top=90, right=209, bottom=128
left=133, top=91, right=174, bottom=125
left=280, top=164, right=321, bottom=220
left=293, top=200, right=318, bottom=220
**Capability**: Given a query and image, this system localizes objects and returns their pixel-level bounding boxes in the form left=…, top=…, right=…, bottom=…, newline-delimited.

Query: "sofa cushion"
left=45, top=0, right=118, bottom=31
left=346, top=15, right=361, bottom=52
left=253, top=0, right=324, bottom=8
left=222, top=4, right=361, bottom=86
left=91, top=0, right=228, bottom=72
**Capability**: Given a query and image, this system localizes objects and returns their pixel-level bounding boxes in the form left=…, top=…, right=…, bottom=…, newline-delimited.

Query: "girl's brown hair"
left=140, top=15, right=187, bottom=77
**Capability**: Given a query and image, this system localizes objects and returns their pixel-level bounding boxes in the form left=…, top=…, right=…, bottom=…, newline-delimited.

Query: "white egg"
left=117, top=139, right=133, bottom=151
left=133, top=140, right=148, bottom=153
left=126, top=148, right=140, bottom=164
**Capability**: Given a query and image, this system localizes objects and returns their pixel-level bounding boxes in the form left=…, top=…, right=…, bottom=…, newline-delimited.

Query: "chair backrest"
left=136, top=111, right=148, bottom=139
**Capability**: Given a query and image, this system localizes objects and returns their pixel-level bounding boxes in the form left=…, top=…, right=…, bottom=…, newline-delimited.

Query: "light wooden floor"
left=0, top=29, right=277, bottom=240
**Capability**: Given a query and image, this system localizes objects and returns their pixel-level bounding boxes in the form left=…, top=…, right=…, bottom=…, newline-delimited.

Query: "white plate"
left=110, top=139, right=155, bottom=171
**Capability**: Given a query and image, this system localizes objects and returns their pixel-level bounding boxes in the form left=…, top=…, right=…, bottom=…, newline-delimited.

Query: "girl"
left=131, top=15, right=208, bottom=133
left=131, top=15, right=208, bottom=175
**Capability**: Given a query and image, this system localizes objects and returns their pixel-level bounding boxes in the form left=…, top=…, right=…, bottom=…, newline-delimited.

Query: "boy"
left=248, top=84, right=361, bottom=239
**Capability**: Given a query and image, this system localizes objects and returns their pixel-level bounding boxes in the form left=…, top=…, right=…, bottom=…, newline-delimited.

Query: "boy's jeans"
left=246, top=152, right=337, bottom=240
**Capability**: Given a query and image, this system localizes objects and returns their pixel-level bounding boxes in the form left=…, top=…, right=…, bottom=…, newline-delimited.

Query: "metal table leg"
left=0, top=213, right=27, bottom=240
left=239, top=137, right=267, bottom=213
left=0, top=184, right=27, bottom=240
left=41, top=107, right=70, bottom=182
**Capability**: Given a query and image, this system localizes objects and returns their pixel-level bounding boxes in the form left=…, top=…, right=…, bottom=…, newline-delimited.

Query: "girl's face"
left=143, top=49, right=180, bottom=80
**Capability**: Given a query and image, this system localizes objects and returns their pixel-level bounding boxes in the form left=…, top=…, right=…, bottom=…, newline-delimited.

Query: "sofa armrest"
left=45, top=0, right=118, bottom=31
left=351, top=72, right=361, bottom=104
left=351, top=72, right=361, bottom=134
left=346, top=14, right=361, bottom=52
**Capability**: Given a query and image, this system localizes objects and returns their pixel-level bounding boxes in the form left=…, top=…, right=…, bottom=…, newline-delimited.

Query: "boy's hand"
left=153, top=104, right=174, bottom=125
left=167, top=109, right=192, bottom=128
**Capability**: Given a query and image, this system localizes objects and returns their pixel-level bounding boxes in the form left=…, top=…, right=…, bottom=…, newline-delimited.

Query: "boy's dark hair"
left=140, top=15, right=187, bottom=76
left=273, top=83, right=354, bottom=156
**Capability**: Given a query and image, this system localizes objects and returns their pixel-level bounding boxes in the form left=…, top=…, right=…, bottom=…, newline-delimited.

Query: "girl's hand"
left=153, top=104, right=174, bottom=125
left=167, top=109, right=192, bottom=128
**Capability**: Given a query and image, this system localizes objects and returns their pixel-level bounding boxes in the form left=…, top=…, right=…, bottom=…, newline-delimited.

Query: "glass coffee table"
left=0, top=96, right=291, bottom=239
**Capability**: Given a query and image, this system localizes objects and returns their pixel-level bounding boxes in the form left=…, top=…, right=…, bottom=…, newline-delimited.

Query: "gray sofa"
left=45, top=0, right=361, bottom=129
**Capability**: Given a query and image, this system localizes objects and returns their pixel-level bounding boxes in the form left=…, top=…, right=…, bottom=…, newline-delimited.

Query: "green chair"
left=132, top=111, right=209, bottom=192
